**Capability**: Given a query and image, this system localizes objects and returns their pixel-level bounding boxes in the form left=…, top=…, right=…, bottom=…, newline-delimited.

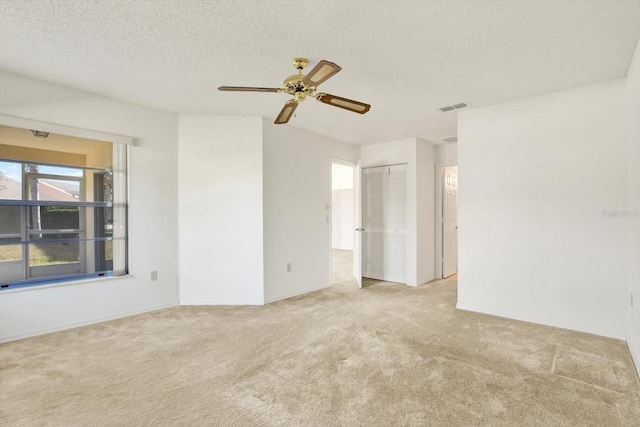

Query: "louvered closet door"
left=384, top=165, right=407, bottom=283
left=362, top=167, right=385, bottom=280
left=362, top=164, right=407, bottom=283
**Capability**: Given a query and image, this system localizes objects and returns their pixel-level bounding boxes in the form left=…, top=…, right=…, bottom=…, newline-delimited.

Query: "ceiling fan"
left=218, top=58, right=371, bottom=124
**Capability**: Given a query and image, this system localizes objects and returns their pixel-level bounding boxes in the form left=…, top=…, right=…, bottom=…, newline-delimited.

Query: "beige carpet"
left=1, top=252, right=639, bottom=426
left=332, top=248, right=356, bottom=285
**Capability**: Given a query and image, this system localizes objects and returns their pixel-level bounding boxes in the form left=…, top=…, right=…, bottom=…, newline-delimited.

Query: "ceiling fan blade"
left=316, top=93, right=371, bottom=114
left=218, top=86, right=280, bottom=92
left=302, top=60, right=342, bottom=87
left=274, top=100, right=299, bottom=124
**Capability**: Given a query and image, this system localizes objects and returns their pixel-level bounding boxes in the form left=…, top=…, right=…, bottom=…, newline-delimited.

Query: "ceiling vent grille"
left=439, top=102, right=469, bottom=112
left=442, top=135, right=458, bottom=144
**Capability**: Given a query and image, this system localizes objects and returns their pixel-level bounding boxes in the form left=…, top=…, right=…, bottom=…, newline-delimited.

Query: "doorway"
left=436, top=164, right=458, bottom=279
left=330, top=161, right=355, bottom=286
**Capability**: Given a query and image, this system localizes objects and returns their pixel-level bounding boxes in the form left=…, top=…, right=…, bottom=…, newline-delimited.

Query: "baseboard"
left=180, top=299, right=264, bottom=306
left=456, top=302, right=626, bottom=341
left=264, top=283, right=330, bottom=304
left=0, top=301, right=179, bottom=344
left=627, top=335, right=640, bottom=383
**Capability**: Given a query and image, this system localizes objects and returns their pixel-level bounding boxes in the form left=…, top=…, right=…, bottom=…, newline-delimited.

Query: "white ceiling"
left=1, top=1, right=639, bottom=146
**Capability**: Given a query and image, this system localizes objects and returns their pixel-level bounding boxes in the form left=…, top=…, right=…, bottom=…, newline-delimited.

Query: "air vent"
left=438, top=102, right=470, bottom=112
left=442, top=135, right=458, bottom=144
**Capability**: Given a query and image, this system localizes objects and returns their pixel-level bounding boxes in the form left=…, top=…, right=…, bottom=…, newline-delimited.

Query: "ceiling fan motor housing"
left=284, top=58, right=315, bottom=100
left=283, top=74, right=313, bottom=101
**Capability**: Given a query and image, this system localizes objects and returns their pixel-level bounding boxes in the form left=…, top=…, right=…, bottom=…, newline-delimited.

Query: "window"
left=0, top=125, right=128, bottom=289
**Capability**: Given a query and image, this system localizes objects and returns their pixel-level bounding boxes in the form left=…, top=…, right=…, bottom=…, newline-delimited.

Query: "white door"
left=362, top=166, right=385, bottom=281
left=442, top=166, right=458, bottom=278
left=353, top=161, right=363, bottom=288
left=361, top=164, right=407, bottom=283
left=383, top=165, right=407, bottom=283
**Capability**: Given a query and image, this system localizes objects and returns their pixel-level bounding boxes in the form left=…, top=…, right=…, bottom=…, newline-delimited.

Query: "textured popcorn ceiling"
left=1, top=0, right=639, bottom=145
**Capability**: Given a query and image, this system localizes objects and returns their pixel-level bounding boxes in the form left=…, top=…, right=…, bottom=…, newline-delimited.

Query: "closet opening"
left=361, top=164, right=407, bottom=285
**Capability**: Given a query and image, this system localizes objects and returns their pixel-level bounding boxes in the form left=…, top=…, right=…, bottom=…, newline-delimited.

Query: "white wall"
left=458, top=78, right=628, bottom=339
left=435, top=143, right=457, bottom=164
left=262, top=120, right=359, bottom=303
left=416, top=139, right=436, bottom=285
left=626, top=39, right=640, bottom=373
left=360, top=138, right=414, bottom=168
left=178, top=116, right=264, bottom=305
left=0, top=71, right=179, bottom=342
left=360, top=138, right=435, bottom=286
left=332, top=189, right=354, bottom=250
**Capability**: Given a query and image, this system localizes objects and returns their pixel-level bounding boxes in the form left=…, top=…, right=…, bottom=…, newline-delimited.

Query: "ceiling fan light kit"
left=218, top=58, right=371, bottom=124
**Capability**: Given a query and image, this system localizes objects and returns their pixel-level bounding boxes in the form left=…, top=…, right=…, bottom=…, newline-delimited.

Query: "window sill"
left=0, top=274, right=132, bottom=294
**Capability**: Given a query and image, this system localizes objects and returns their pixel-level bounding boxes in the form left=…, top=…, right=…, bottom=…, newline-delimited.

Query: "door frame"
left=328, top=158, right=357, bottom=286
left=435, top=162, right=457, bottom=279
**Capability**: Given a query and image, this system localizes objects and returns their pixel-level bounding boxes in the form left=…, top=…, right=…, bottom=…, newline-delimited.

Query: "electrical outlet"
left=150, top=271, right=158, bottom=281
left=287, top=263, right=292, bottom=272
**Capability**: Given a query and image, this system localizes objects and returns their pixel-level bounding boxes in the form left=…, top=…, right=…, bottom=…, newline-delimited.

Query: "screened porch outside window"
left=0, top=144, right=128, bottom=289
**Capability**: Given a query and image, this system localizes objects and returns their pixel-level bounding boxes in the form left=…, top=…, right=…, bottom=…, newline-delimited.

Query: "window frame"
left=0, top=115, right=134, bottom=291
left=0, top=159, right=123, bottom=289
